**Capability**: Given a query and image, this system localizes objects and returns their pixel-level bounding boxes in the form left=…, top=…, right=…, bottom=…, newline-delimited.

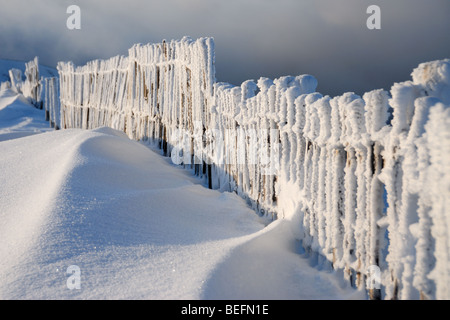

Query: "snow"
left=0, top=87, right=364, bottom=300
left=203, top=220, right=361, bottom=300
left=0, top=88, right=53, bottom=141
left=411, top=59, right=450, bottom=104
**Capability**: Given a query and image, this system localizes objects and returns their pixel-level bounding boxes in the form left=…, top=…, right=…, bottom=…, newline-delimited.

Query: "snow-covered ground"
left=0, top=87, right=365, bottom=299
left=0, top=89, right=53, bottom=141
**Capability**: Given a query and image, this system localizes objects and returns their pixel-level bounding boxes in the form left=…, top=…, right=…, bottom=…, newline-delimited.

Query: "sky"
left=0, top=0, right=449, bottom=96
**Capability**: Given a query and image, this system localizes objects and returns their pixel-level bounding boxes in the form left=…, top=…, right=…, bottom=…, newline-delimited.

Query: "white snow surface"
left=0, top=89, right=53, bottom=141
left=0, top=88, right=364, bottom=300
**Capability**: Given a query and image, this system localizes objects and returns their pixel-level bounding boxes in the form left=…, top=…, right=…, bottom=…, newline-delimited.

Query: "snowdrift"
left=0, top=102, right=362, bottom=299
left=0, top=125, right=264, bottom=299
left=0, top=88, right=53, bottom=141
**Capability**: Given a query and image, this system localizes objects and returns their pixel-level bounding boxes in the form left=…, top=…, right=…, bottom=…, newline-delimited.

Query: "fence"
left=5, top=57, right=42, bottom=108
left=47, top=37, right=449, bottom=300
left=57, top=36, right=214, bottom=167
left=4, top=57, right=61, bottom=128
left=273, top=67, right=450, bottom=300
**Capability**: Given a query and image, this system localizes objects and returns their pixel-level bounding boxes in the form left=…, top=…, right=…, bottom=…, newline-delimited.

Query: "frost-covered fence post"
left=256, top=78, right=273, bottom=211
left=8, top=69, right=22, bottom=94
left=43, top=77, right=61, bottom=130
left=328, top=96, right=346, bottom=269
left=237, top=80, right=257, bottom=202
left=346, top=96, right=369, bottom=289
left=293, top=94, right=308, bottom=192
left=57, top=64, right=67, bottom=128
left=362, top=89, right=390, bottom=299
left=43, top=78, right=50, bottom=121
left=267, top=82, right=278, bottom=209
left=299, top=92, right=321, bottom=251
left=315, top=96, right=332, bottom=265
left=395, top=97, right=436, bottom=300
left=334, top=93, right=360, bottom=284
left=381, top=80, right=424, bottom=299
left=22, top=57, right=42, bottom=108
left=422, top=102, right=450, bottom=300
left=277, top=77, right=293, bottom=186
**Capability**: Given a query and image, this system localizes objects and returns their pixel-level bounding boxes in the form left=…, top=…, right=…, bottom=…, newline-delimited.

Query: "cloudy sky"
left=0, top=0, right=449, bottom=96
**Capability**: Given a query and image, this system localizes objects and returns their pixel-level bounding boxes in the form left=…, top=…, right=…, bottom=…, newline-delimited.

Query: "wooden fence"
left=47, top=38, right=449, bottom=300
left=6, top=57, right=43, bottom=107
left=6, top=57, right=61, bottom=128
left=57, top=36, right=214, bottom=167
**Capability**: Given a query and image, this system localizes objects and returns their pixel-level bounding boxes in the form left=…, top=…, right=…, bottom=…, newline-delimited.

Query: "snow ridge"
left=0, top=126, right=269, bottom=299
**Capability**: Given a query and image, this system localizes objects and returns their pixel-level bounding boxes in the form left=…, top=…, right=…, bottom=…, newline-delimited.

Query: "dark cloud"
left=0, top=0, right=449, bottom=96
